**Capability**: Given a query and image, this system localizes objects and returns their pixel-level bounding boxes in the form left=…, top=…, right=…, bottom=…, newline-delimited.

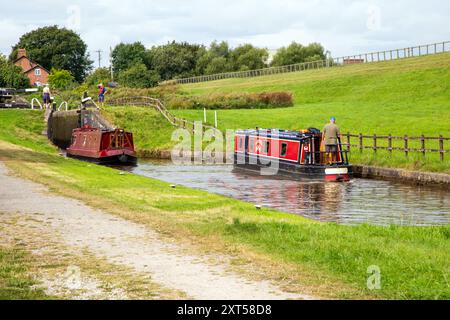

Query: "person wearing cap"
left=322, top=117, right=341, bottom=163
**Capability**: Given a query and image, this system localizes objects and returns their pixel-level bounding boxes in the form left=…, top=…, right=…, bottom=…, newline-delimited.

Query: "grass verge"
left=0, top=246, right=51, bottom=300
left=0, top=109, right=449, bottom=299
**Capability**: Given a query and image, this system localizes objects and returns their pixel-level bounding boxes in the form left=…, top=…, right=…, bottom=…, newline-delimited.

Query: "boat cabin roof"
left=236, top=128, right=321, bottom=141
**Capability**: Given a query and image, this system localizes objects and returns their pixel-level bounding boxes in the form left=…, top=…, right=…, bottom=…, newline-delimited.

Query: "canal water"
left=121, top=160, right=450, bottom=227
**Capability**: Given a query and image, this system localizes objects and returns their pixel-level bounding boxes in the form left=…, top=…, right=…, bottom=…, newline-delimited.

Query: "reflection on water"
left=124, top=160, right=450, bottom=226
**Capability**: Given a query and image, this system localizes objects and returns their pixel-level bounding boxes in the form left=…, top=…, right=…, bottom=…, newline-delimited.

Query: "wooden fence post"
left=346, top=132, right=351, bottom=152
left=373, top=134, right=377, bottom=153
left=404, top=135, right=409, bottom=157
left=388, top=134, right=392, bottom=154
left=440, top=135, right=444, bottom=161
left=359, top=133, right=363, bottom=152
left=421, top=135, right=426, bottom=158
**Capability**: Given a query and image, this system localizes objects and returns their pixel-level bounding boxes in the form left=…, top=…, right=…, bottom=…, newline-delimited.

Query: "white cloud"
left=1, top=0, right=449, bottom=66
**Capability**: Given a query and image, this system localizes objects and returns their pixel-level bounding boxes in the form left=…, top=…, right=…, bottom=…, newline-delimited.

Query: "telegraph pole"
left=109, top=47, right=114, bottom=81
left=95, top=50, right=102, bottom=68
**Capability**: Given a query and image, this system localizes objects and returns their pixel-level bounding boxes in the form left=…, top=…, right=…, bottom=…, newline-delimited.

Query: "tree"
left=48, top=69, right=75, bottom=90
left=0, top=55, right=29, bottom=88
left=209, top=41, right=231, bottom=59
left=10, top=26, right=92, bottom=82
left=111, top=42, right=147, bottom=77
left=271, top=42, right=326, bottom=67
left=147, top=41, right=206, bottom=80
left=117, top=63, right=160, bottom=88
left=230, top=44, right=268, bottom=71
left=196, top=41, right=231, bottom=75
left=84, top=68, right=111, bottom=86
left=205, top=57, right=230, bottom=75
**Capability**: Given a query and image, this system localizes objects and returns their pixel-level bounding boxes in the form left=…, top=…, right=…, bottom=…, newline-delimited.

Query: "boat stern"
left=324, top=166, right=352, bottom=182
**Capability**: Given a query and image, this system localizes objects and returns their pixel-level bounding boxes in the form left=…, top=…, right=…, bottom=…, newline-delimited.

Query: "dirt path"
left=0, top=162, right=313, bottom=300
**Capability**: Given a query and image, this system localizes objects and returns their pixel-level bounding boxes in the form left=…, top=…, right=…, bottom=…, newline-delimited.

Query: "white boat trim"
left=325, top=168, right=348, bottom=175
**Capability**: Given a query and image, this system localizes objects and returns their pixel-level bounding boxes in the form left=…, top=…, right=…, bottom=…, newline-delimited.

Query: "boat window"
left=264, top=141, right=270, bottom=154
left=280, top=143, right=288, bottom=157
left=249, top=138, right=254, bottom=152
left=239, top=137, right=243, bottom=150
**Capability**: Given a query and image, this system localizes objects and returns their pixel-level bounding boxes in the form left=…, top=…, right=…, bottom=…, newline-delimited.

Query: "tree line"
left=4, top=25, right=326, bottom=89
left=110, top=40, right=326, bottom=87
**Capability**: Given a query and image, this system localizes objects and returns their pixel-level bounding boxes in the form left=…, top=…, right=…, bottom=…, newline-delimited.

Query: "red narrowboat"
left=234, top=128, right=352, bottom=182
left=67, top=126, right=137, bottom=165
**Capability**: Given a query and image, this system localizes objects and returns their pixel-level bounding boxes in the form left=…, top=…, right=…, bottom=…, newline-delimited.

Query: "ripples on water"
left=124, top=160, right=450, bottom=227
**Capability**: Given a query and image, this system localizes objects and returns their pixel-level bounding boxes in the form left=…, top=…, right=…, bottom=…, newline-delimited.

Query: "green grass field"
left=170, top=53, right=450, bottom=172
left=1, top=109, right=449, bottom=299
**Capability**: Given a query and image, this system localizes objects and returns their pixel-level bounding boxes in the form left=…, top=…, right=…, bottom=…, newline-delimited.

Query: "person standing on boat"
left=322, top=117, right=341, bottom=164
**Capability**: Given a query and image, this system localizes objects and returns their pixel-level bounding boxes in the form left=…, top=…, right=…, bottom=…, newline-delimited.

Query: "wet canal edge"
left=139, top=150, right=450, bottom=188
left=352, top=165, right=450, bottom=188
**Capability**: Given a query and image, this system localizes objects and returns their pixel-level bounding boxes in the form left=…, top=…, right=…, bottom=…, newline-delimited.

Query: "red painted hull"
left=234, top=128, right=352, bottom=182
left=67, top=127, right=137, bottom=165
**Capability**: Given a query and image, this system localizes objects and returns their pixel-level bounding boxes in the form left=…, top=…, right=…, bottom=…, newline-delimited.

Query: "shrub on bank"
left=165, top=92, right=294, bottom=110
left=50, top=83, right=293, bottom=111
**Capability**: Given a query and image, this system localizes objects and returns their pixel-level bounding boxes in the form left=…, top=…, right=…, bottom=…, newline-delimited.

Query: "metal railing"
left=31, top=98, right=43, bottom=110
left=57, top=101, right=68, bottom=111
left=174, top=41, right=450, bottom=85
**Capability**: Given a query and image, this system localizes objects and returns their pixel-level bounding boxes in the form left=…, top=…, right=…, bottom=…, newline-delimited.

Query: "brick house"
left=14, top=49, right=49, bottom=86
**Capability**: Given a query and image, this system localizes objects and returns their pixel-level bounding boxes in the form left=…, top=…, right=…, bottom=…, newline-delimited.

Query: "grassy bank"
left=170, top=53, right=450, bottom=173
left=0, top=109, right=449, bottom=299
left=101, top=106, right=176, bottom=156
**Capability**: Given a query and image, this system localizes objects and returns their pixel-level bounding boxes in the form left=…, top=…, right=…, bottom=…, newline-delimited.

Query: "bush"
left=48, top=69, right=75, bottom=90
left=165, top=92, right=293, bottom=110
left=0, top=55, right=29, bottom=88
left=104, top=82, right=180, bottom=99
left=84, top=67, right=111, bottom=86
left=117, top=63, right=160, bottom=88
left=271, top=42, right=326, bottom=67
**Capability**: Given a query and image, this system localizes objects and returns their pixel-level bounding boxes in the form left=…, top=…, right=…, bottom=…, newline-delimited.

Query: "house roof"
left=24, top=64, right=49, bottom=74
left=14, top=55, right=49, bottom=74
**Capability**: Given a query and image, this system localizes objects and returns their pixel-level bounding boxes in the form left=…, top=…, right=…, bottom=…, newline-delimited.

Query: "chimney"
left=17, top=48, right=27, bottom=59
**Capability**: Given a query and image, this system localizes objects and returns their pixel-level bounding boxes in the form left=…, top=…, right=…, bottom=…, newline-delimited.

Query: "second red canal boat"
left=67, top=126, right=137, bottom=165
left=234, top=128, right=352, bottom=182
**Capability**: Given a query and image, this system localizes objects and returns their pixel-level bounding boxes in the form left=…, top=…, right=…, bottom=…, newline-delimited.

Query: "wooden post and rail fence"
left=107, top=96, right=217, bottom=133
left=342, top=133, right=449, bottom=161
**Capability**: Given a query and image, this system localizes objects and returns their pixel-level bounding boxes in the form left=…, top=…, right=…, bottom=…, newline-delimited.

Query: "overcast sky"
left=1, top=0, right=449, bottom=67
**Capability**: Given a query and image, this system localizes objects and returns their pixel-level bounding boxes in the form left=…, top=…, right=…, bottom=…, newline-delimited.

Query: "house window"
left=280, top=143, right=288, bottom=157
left=35, top=68, right=41, bottom=76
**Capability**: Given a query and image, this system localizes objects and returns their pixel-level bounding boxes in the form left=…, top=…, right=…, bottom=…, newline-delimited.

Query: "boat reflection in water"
left=232, top=168, right=345, bottom=222
left=122, top=161, right=449, bottom=226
